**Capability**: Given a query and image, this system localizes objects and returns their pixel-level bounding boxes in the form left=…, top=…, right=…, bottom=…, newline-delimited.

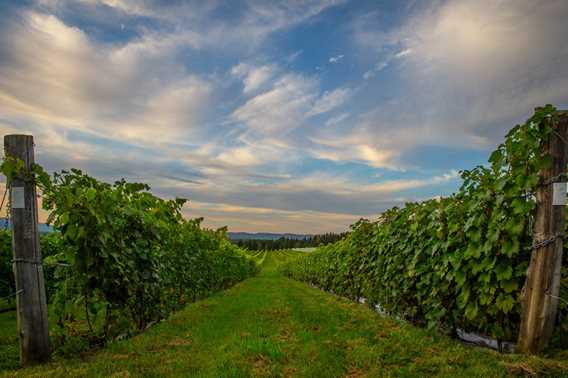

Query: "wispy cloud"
left=1, top=0, right=567, bottom=233
left=362, top=48, right=411, bottom=80
left=231, top=72, right=349, bottom=139
left=329, top=54, right=344, bottom=63
left=232, top=73, right=319, bottom=134
left=231, top=63, right=275, bottom=94
left=0, top=11, right=214, bottom=145
left=354, top=0, right=568, bottom=147
left=307, top=88, right=352, bottom=117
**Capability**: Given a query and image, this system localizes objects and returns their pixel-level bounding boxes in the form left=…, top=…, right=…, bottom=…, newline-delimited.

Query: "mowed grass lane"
left=1, top=250, right=568, bottom=377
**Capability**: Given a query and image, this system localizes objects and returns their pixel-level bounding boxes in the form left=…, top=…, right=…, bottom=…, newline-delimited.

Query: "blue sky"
left=1, top=0, right=567, bottom=233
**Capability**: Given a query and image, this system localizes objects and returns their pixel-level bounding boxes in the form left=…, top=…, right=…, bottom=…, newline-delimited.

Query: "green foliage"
left=244, top=249, right=306, bottom=272
left=0, top=231, right=13, bottom=302
left=0, top=166, right=257, bottom=348
left=234, top=232, right=347, bottom=250
left=283, top=105, right=567, bottom=341
left=0, top=230, right=60, bottom=303
left=3, top=249, right=567, bottom=377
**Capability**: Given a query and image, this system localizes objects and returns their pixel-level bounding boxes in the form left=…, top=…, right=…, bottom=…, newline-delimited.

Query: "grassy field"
left=290, top=248, right=316, bottom=253
left=1, top=250, right=567, bottom=377
left=0, top=303, right=18, bottom=372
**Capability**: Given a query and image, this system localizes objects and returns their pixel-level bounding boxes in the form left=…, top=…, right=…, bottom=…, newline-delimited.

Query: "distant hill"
left=228, top=232, right=311, bottom=241
left=0, top=218, right=54, bottom=234
left=0, top=220, right=307, bottom=239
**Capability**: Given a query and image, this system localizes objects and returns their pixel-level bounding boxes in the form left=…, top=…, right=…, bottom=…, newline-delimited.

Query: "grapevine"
left=0, top=165, right=258, bottom=350
left=282, top=105, right=567, bottom=342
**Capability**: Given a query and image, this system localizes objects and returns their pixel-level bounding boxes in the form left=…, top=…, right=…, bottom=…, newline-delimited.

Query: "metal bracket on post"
left=552, top=181, right=567, bottom=206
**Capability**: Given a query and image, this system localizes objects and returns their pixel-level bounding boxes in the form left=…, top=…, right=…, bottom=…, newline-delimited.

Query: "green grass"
left=1, top=250, right=568, bottom=377
left=0, top=303, right=18, bottom=372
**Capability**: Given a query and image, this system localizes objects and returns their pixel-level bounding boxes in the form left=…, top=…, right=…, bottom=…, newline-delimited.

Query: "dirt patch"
left=375, top=323, right=401, bottom=339
left=306, top=325, right=321, bottom=332
left=344, top=367, right=367, bottom=378
left=503, top=362, right=539, bottom=377
left=503, top=359, right=568, bottom=377
left=283, top=366, right=298, bottom=377
left=144, top=337, right=191, bottom=352
left=111, top=354, right=130, bottom=361
left=258, top=307, right=291, bottom=320
left=346, top=338, right=366, bottom=351
left=109, top=371, right=131, bottom=378
left=167, top=338, right=192, bottom=347
left=240, top=331, right=251, bottom=338
left=79, top=348, right=102, bottom=362
left=251, top=355, right=271, bottom=376
left=278, top=328, right=296, bottom=341
left=196, top=302, right=215, bottom=310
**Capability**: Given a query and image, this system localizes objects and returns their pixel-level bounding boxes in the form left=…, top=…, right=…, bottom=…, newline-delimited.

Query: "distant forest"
left=233, top=232, right=347, bottom=250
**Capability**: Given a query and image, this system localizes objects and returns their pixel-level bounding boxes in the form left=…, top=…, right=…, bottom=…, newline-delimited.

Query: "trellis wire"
left=0, top=289, right=23, bottom=301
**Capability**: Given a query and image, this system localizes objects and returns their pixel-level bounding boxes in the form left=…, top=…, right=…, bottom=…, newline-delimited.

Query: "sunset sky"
left=1, top=0, right=567, bottom=233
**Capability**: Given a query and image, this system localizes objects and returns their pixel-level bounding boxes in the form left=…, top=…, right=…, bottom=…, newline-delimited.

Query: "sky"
left=0, top=0, right=567, bottom=233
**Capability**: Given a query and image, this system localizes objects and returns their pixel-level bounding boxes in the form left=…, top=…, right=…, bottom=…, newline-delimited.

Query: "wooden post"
left=518, top=112, right=568, bottom=354
left=4, top=135, right=50, bottom=365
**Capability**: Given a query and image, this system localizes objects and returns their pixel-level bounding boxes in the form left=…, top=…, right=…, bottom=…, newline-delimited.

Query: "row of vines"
left=0, top=166, right=258, bottom=353
left=281, top=105, right=568, bottom=345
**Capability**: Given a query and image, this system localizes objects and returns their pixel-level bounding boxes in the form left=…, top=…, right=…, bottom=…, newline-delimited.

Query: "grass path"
left=2, top=251, right=568, bottom=377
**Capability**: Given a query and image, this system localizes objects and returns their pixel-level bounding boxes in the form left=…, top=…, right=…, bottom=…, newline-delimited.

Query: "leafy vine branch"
left=0, top=157, right=258, bottom=351
left=282, top=105, right=568, bottom=343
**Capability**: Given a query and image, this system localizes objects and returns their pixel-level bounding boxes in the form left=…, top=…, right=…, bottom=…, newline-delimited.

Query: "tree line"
left=233, top=232, right=347, bottom=250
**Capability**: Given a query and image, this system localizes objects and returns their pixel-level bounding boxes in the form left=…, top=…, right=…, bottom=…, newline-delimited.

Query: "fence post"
left=4, top=134, right=50, bottom=365
left=518, top=112, right=568, bottom=354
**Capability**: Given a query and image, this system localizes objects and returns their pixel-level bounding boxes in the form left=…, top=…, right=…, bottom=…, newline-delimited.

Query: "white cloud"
left=0, top=11, right=214, bottom=145
left=356, top=145, right=397, bottom=169
left=287, top=50, right=303, bottom=63
left=309, top=134, right=400, bottom=169
left=6, top=0, right=565, bottom=234
left=324, top=112, right=349, bottom=126
left=232, top=73, right=318, bottom=134
left=329, top=54, right=344, bottom=63
left=363, top=60, right=389, bottom=79
left=169, top=168, right=460, bottom=232
left=232, top=66, right=352, bottom=137
left=217, top=147, right=260, bottom=167
left=394, top=48, right=412, bottom=58
left=307, top=88, right=352, bottom=117
left=231, top=63, right=275, bottom=94
left=48, top=0, right=347, bottom=52
left=362, top=48, right=409, bottom=80
left=119, top=78, right=212, bottom=141
left=88, top=0, right=152, bottom=16
left=244, top=66, right=274, bottom=93
left=284, top=170, right=458, bottom=195
left=0, top=0, right=403, bottom=235
left=187, top=201, right=361, bottom=233
left=353, top=0, right=568, bottom=150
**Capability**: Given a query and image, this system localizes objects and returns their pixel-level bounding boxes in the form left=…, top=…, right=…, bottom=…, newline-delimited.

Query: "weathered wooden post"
left=4, top=135, right=50, bottom=365
left=518, top=111, right=568, bottom=354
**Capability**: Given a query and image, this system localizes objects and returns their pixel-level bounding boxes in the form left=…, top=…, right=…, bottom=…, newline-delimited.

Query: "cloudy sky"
left=1, top=0, right=567, bottom=233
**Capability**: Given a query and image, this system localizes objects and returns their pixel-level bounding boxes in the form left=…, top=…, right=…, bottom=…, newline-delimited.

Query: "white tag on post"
left=552, top=182, right=567, bottom=206
left=11, top=187, right=25, bottom=209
